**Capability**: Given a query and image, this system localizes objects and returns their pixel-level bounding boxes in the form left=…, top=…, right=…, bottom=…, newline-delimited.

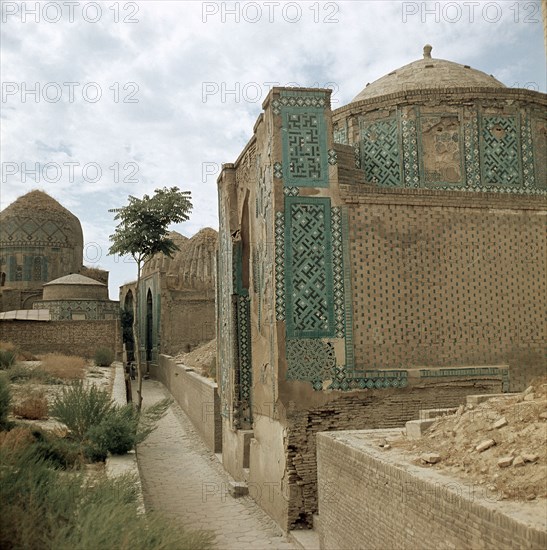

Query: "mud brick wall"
left=317, top=430, right=546, bottom=550
left=342, top=187, right=547, bottom=390
left=0, top=319, right=121, bottom=358
left=153, top=355, right=221, bottom=453
left=285, top=379, right=502, bottom=530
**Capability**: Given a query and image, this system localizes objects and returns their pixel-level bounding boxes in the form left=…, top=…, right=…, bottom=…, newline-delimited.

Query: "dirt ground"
left=174, top=339, right=216, bottom=379
left=391, top=377, right=547, bottom=501
left=9, top=361, right=115, bottom=431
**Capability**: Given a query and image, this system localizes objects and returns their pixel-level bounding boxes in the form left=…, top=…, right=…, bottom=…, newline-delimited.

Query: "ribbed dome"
left=352, top=45, right=505, bottom=103
left=143, top=228, right=218, bottom=291
left=0, top=190, right=83, bottom=248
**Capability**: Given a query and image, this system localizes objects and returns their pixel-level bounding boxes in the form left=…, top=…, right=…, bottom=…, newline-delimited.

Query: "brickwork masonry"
left=317, top=429, right=547, bottom=549
left=0, top=319, right=121, bottom=358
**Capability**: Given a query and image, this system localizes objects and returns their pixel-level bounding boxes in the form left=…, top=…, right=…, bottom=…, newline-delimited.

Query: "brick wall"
left=0, top=319, right=121, bottom=358
left=343, top=190, right=546, bottom=389
left=152, top=355, right=221, bottom=453
left=317, top=429, right=546, bottom=549
left=285, top=378, right=503, bottom=530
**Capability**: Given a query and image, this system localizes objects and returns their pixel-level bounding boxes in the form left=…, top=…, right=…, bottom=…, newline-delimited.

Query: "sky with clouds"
left=1, top=0, right=545, bottom=298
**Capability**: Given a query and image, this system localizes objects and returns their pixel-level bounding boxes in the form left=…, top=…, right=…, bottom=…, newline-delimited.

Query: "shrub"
left=38, top=354, right=87, bottom=380
left=86, top=404, right=138, bottom=456
left=0, top=373, right=11, bottom=429
left=31, top=431, right=83, bottom=469
left=0, top=350, right=16, bottom=369
left=94, top=347, right=114, bottom=367
left=5, top=364, right=55, bottom=384
left=85, top=398, right=171, bottom=459
left=0, top=451, right=215, bottom=550
left=50, top=382, right=113, bottom=441
left=0, top=426, right=35, bottom=453
left=13, top=391, right=48, bottom=420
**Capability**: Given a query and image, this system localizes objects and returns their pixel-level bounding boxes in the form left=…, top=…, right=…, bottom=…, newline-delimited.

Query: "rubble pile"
left=394, top=378, right=547, bottom=501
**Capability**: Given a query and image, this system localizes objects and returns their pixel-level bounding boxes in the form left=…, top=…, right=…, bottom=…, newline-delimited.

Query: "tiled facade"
left=217, top=57, right=546, bottom=531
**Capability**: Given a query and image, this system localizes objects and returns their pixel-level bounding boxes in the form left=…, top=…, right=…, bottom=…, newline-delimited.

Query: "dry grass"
left=0, top=426, right=35, bottom=452
left=0, top=341, right=38, bottom=361
left=0, top=341, right=17, bottom=353
left=38, top=354, right=87, bottom=380
left=13, top=392, right=49, bottom=420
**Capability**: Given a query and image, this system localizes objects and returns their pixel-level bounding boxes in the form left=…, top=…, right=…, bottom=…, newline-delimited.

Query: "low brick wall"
left=317, top=429, right=547, bottom=550
left=0, top=319, right=121, bottom=358
left=151, top=354, right=221, bottom=453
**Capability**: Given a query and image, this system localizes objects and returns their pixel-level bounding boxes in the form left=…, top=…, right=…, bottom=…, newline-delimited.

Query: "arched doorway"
left=146, top=289, right=153, bottom=362
left=122, top=290, right=135, bottom=363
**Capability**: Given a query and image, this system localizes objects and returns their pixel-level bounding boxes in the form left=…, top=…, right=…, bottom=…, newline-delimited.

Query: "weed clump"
left=94, top=347, right=114, bottom=367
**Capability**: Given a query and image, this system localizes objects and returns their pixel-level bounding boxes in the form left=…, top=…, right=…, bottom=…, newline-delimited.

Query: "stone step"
left=289, top=528, right=320, bottom=550
left=406, top=419, right=435, bottom=439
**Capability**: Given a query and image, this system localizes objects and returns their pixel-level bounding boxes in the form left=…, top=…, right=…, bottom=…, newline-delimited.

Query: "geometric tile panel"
left=285, top=197, right=334, bottom=338
left=334, top=125, right=348, bottom=145
left=481, top=116, right=520, bottom=186
left=286, top=338, right=336, bottom=386
left=361, top=118, right=401, bottom=186
left=282, top=108, right=329, bottom=187
left=0, top=216, right=74, bottom=247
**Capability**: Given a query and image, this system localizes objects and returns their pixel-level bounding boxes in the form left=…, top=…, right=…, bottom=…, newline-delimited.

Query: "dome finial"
left=423, top=44, right=433, bottom=59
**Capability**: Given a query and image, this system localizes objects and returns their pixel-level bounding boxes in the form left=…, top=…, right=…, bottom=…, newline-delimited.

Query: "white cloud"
left=1, top=0, right=545, bottom=298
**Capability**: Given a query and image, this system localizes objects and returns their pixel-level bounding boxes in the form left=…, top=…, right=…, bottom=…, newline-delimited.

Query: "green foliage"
left=86, top=404, right=138, bottom=456
left=0, top=350, right=16, bottom=369
left=0, top=373, right=11, bottom=429
left=0, top=451, right=214, bottom=550
left=4, top=364, right=56, bottom=384
left=50, top=382, right=113, bottom=441
left=29, top=429, right=83, bottom=469
left=51, top=382, right=171, bottom=460
left=120, top=307, right=134, bottom=343
left=108, top=186, right=192, bottom=262
left=94, top=347, right=114, bottom=367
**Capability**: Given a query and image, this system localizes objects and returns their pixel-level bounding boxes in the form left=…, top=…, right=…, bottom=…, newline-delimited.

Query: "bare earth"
left=392, top=378, right=547, bottom=502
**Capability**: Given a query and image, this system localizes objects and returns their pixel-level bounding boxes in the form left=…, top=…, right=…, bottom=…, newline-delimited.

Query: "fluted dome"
left=352, top=45, right=505, bottom=103
left=0, top=190, right=83, bottom=249
left=143, top=228, right=217, bottom=291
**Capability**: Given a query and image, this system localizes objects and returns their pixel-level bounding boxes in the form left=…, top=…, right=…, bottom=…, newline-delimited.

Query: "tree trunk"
left=134, top=261, right=143, bottom=410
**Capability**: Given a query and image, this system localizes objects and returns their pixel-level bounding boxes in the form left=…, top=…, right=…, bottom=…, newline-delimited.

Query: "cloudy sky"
left=1, top=0, right=545, bottom=298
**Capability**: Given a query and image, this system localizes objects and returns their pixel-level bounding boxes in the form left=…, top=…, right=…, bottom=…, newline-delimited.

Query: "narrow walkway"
left=136, top=379, right=296, bottom=550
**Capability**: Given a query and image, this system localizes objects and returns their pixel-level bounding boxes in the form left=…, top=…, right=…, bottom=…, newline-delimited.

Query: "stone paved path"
left=136, top=379, right=296, bottom=550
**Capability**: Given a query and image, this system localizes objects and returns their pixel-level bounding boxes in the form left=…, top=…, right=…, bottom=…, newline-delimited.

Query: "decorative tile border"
left=419, top=366, right=510, bottom=392
left=237, top=293, right=253, bottom=405
left=275, top=212, right=286, bottom=321
left=331, top=207, right=345, bottom=338
left=272, top=90, right=328, bottom=115
left=328, top=368, right=408, bottom=391
left=283, top=186, right=300, bottom=196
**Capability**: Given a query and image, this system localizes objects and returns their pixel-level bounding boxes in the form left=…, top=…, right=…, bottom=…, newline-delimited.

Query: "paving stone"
left=136, top=379, right=296, bottom=550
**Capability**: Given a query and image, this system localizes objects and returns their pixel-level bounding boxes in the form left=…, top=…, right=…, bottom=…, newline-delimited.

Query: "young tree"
left=109, top=187, right=192, bottom=409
